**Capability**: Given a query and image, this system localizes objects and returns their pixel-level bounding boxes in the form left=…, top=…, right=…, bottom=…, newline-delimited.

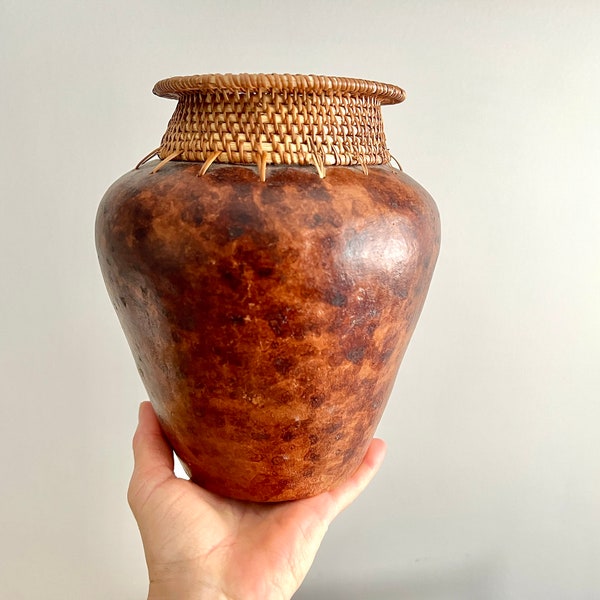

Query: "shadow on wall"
left=293, top=557, right=501, bottom=600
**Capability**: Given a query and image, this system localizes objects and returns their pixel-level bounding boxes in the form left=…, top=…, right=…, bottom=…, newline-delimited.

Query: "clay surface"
left=96, top=162, right=440, bottom=501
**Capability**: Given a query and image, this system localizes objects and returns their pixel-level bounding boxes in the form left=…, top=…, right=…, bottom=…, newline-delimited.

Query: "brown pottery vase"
left=95, top=73, right=440, bottom=502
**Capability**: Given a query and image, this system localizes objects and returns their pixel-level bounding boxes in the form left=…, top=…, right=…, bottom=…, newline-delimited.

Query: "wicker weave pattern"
left=149, top=74, right=405, bottom=178
left=159, top=90, right=391, bottom=168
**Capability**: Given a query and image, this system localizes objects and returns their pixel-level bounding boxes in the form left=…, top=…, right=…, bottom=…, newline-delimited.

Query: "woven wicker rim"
left=153, top=73, right=406, bottom=105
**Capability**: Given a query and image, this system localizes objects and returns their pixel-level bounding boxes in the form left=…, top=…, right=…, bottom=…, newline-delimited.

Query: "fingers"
left=131, top=401, right=175, bottom=480
left=325, top=438, right=387, bottom=519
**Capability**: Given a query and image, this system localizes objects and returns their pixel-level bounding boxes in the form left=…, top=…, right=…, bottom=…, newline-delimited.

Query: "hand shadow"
left=293, top=556, right=500, bottom=600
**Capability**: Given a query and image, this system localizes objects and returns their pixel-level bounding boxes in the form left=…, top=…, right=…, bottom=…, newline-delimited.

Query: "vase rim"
left=153, top=73, right=405, bottom=105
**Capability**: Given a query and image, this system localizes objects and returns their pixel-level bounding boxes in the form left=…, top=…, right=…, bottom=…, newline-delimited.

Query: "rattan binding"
left=142, top=73, right=405, bottom=180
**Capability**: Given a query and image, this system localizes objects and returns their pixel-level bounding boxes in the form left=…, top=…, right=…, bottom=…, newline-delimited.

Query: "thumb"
left=128, top=402, right=175, bottom=510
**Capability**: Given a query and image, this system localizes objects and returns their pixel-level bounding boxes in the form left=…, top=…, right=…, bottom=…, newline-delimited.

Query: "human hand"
left=128, top=401, right=386, bottom=600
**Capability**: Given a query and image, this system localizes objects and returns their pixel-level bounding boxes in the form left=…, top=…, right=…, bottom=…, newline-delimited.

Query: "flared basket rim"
left=153, top=73, right=406, bottom=105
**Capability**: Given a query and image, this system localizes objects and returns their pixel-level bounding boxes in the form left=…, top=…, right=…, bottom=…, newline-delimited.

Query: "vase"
left=95, top=73, right=440, bottom=502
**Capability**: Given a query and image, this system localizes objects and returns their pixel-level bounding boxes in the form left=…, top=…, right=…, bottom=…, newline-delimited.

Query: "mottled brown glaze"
left=96, top=162, right=440, bottom=501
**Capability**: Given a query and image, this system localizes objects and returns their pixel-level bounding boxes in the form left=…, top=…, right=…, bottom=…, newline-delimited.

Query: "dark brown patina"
left=96, top=161, right=440, bottom=501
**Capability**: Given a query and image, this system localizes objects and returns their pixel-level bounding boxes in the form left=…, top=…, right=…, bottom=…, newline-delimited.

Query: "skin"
left=128, top=401, right=387, bottom=600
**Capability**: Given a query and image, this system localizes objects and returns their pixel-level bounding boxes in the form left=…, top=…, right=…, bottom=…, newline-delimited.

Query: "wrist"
left=148, top=578, right=228, bottom=600
left=145, top=563, right=294, bottom=600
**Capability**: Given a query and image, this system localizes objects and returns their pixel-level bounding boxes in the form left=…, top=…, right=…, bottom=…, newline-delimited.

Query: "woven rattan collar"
left=143, top=73, right=405, bottom=180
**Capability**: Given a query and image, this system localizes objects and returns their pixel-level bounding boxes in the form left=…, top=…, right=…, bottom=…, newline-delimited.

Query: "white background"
left=1, top=1, right=599, bottom=598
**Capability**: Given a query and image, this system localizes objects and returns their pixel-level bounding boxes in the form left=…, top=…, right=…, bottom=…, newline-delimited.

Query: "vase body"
left=95, top=74, right=440, bottom=501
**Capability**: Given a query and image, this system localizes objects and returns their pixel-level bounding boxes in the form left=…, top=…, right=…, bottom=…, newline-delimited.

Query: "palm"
left=128, top=402, right=385, bottom=600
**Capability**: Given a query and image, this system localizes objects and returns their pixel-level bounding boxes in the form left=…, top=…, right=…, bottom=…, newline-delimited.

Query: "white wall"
left=1, top=1, right=599, bottom=598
